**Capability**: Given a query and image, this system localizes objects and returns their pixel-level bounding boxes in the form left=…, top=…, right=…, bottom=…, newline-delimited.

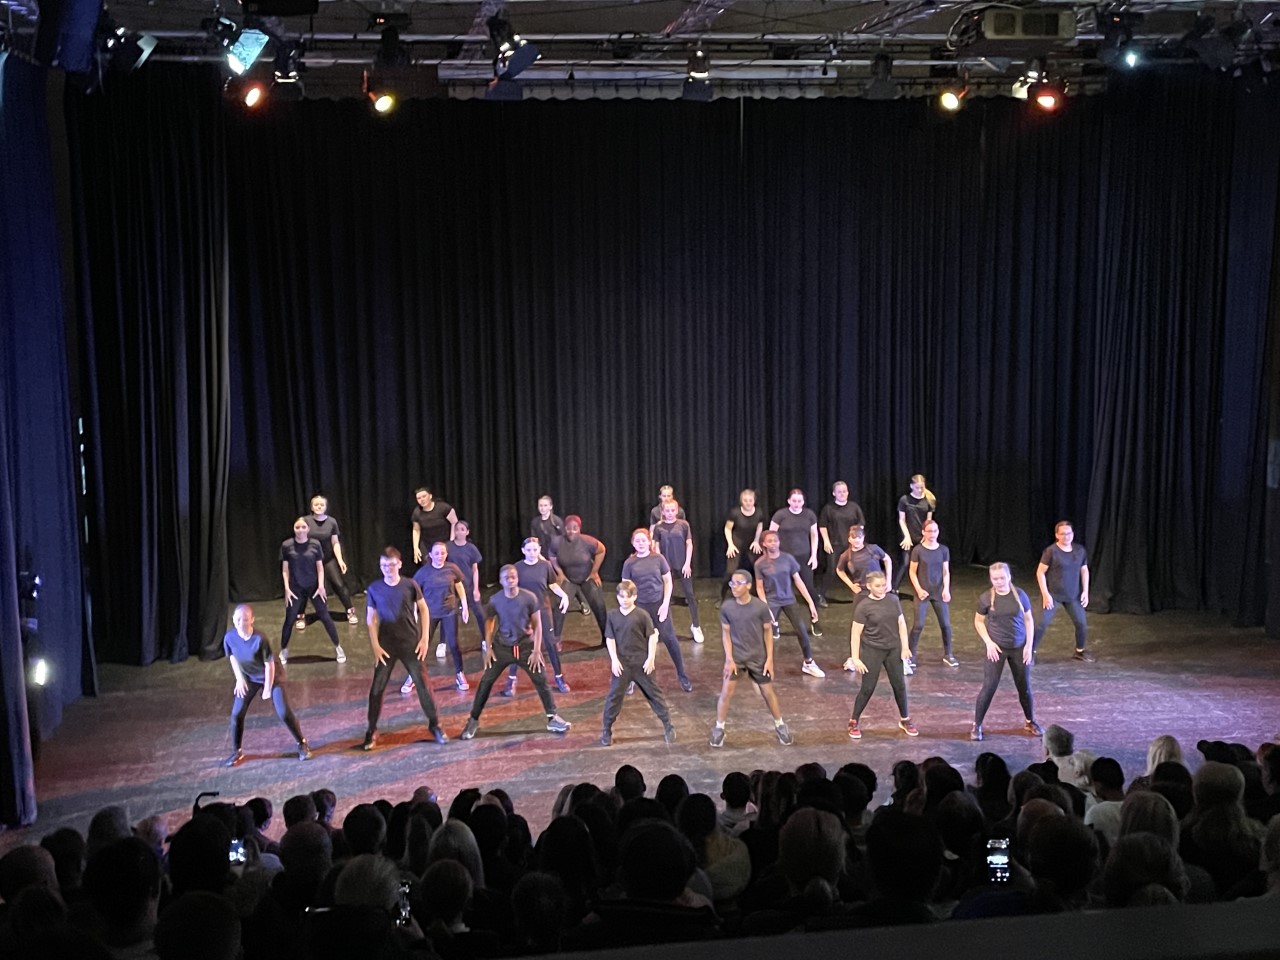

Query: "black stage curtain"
left=0, top=56, right=93, bottom=824
left=65, top=67, right=231, bottom=662
left=65, top=67, right=1276, bottom=666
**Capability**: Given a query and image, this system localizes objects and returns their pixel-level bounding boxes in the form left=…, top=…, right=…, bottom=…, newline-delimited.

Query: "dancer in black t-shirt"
left=846, top=572, right=918, bottom=739
left=304, top=495, right=358, bottom=625
left=971, top=563, right=1041, bottom=741
left=600, top=580, right=675, bottom=745
left=652, top=499, right=702, bottom=643
left=278, top=518, right=343, bottom=665
left=818, top=481, right=865, bottom=606
left=411, top=487, right=457, bottom=563
left=529, top=495, right=566, bottom=559
left=548, top=515, right=608, bottom=644
left=835, top=526, right=892, bottom=615
left=754, top=531, right=825, bottom=678
left=710, top=571, right=793, bottom=748
left=908, top=520, right=956, bottom=668
left=769, top=489, right=823, bottom=637
left=648, top=484, right=686, bottom=527
left=894, top=474, right=935, bottom=593
left=503, top=538, right=572, bottom=696
left=721, top=488, right=764, bottom=601
left=1034, top=521, right=1095, bottom=662
left=223, top=604, right=310, bottom=766
left=621, top=529, right=692, bottom=692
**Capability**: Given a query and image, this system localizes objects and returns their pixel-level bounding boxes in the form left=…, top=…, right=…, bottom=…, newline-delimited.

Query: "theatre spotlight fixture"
left=205, top=15, right=269, bottom=75
left=101, top=20, right=156, bottom=73
left=272, top=42, right=305, bottom=99
left=364, top=70, right=397, bottom=113
left=864, top=53, right=900, bottom=100
left=375, top=25, right=410, bottom=69
left=938, top=83, right=967, bottom=111
left=225, top=77, right=268, bottom=108
left=488, top=14, right=539, bottom=79
left=1028, top=79, right=1063, bottom=111
left=687, top=48, right=709, bottom=80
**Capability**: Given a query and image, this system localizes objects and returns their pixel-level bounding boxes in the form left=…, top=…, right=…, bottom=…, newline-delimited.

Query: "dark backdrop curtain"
left=65, top=66, right=231, bottom=662
left=66, top=67, right=1276, bottom=659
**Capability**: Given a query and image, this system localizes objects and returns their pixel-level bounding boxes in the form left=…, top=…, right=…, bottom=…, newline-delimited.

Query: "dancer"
left=411, top=487, right=457, bottom=563
left=529, top=495, right=566, bottom=556
left=769, top=489, right=823, bottom=637
left=652, top=499, right=703, bottom=643
left=548, top=515, right=608, bottom=644
left=835, top=525, right=892, bottom=614
left=621, top=528, right=693, bottom=692
left=818, top=481, right=865, bottom=606
left=754, top=531, right=825, bottom=677
left=600, top=580, right=675, bottom=746
left=459, top=565, right=571, bottom=739
left=279, top=518, right=343, bottom=666
left=710, top=570, right=794, bottom=748
left=721, top=488, right=764, bottom=602
left=847, top=571, right=918, bottom=739
left=223, top=604, right=311, bottom=766
left=648, top=484, right=686, bottom=526
left=362, top=547, right=448, bottom=750
left=504, top=538, right=571, bottom=696
left=1034, top=521, right=1095, bottom=662
left=894, top=474, right=935, bottom=593
left=304, top=495, right=358, bottom=625
left=411, top=542, right=471, bottom=691
left=446, top=519, right=486, bottom=647
left=908, top=520, right=956, bottom=668
left=971, top=562, right=1041, bottom=741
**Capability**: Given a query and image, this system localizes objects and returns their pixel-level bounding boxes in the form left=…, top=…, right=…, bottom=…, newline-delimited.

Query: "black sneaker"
left=663, top=723, right=677, bottom=744
left=460, top=717, right=479, bottom=740
left=1073, top=649, right=1096, bottom=663
left=224, top=749, right=244, bottom=767
left=600, top=730, right=613, bottom=746
left=679, top=676, right=693, bottom=693
left=817, top=597, right=829, bottom=609
left=297, top=740, right=313, bottom=761
left=709, top=725, right=726, bottom=748
left=361, top=731, right=377, bottom=751
left=429, top=724, right=449, bottom=745
left=775, top=722, right=794, bottom=746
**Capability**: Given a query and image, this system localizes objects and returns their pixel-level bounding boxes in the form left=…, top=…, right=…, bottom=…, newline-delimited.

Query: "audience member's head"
left=777, top=808, right=845, bottom=899
left=447, top=787, right=482, bottom=824
left=1144, top=735, right=1185, bottom=777
left=1193, top=761, right=1246, bottom=810
left=1103, top=833, right=1189, bottom=907
left=1026, top=816, right=1098, bottom=905
left=1091, top=757, right=1126, bottom=799
left=1016, top=798, right=1067, bottom=853
left=1119, top=791, right=1180, bottom=847
left=132, top=816, right=167, bottom=860
left=154, top=892, right=241, bottom=960
left=334, top=853, right=401, bottom=910
left=0, top=844, right=58, bottom=904
left=721, top=772, right=751, bottom=811
left=866, top=809, right=944, bottom=901
left=411, top=785, right=438, bottom=807
left=167, top=816, right=231, bottom=896
left=39, top=828, right=86, bottom=893
left=795, top=762, right=827, bottom=784
left=922, top=763, right=965, bottom=816
left=421, top=859, right=473, bottom=926
left=83, top=837, right=162, bottom=943
left=283, top=794, right=318, bottom=828
left=1260, top=814, right=1280, bottom=883
left=468, top=803, right=508, bottom=862
left=511, top=872, right=567, bottom=954
left=1043, top=724, right=1075, bottom=759
left=618, top=820, right=696, bottom=901
left=933, top=790, right=985, bottom=858
left=536, top=815, right=598, bottom=893
left=279, top=822, right=333, bottom=890
left=427, top=819, right=485, bottom=889
left=676, top=794, right=719, bottom=863
left=656, top=775, right=691, bottom=821
left=341, top=803, right=387, bottom=856
left=245, top=797, right=273, bottom=833
left=838, top=762, right=878, bottom=804
left=832, top=771, right=871, bottom=826
left=86, top=806, right=132, bottom=860
left=311, top=789, right=337, bottom=825
left=616, top=797, right=670, bottom=837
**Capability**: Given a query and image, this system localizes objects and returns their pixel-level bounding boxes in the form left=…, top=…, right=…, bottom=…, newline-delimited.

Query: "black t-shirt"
left=529, top=514, right=565, bottom=548
left=366, top=577, right=424, bottom=645
left=516, top=559, right=557, bottom=608
left=605, top=607, right=655, bottom=664
left=653, top=519, right=692, bottom=570
left=412, top=501, right=454, bottom=547
left=818, top=501, right=865, bottom=550
left=1040, top=544, right=1088, bottom=600
left=977, top=588, right=1032, bottom=648
left=412, top=562, right=466, bottom=614
left=839, top=543, right=888, bottom=586
left=897, top=495, right=932, bottom=544
left=910, top=543, right=950, bottom=594
left=224, top=629, right=273, bottom=683
left=304, top=515, right=341, bottom=562
left=853, top=594, right=905, bottom=651
left=725, top=506, right=762, bottom=551
left=649, top=504, right=687, bottom=526
left=549, top=534, right=602, bottom=583
left=719, top=596, right=773, bottom=663
left=771, top=508, right=817, bottom=557
left=446, top=541, right=483, bottom=592
left=755, top=553, right=800, bottom=605
left=621, top=553, right=671, bottom=605
left=486, top=589, right=541, bottom=646
left=280, top=538, right=323, bottom=590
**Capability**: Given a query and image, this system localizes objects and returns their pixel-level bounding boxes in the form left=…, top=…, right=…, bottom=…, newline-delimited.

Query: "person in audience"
left=1128, top=735, right=1186, bottom=793
left=1180, top=761, right=1265, bottom=895
left=1103, top=833, right=1189, bottom=907
left=86, top=806, right=132, bottom=861
left=820, top=808, right=943, bottom=927
left=1256, top=815, right=1280, bottom=900
left=155, top=891, right=242, bottom=960
left=304, top=853, right=425, bottom=959
left=511, top=872, right=567, bottom=955
left=676, top=794, right=751, bottom=906
left=39, top=828, right=86, bottom=902
left=718, top=772, right=758, bottom=837
left=1084, top=757, right=1126, bottom=845
left=1248, top=744, right=1280, bottom=824
left=612, top=765, right=646, bottom=804
left=743, top=807, right=848, bottom=934
left=83, top=837, right=162, bottom=956
left=1042, top=723, right=1095, bottom=790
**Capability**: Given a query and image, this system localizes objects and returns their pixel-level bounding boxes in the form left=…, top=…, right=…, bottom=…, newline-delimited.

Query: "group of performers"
left=221, top=480, right=1095, bottom=764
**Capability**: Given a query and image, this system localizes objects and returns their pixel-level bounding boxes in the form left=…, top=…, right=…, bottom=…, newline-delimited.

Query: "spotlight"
left=206, top=16, right=269, bottom=75
left=1028, top=80, right=1063, bottom=111
left=682, top=77, right=713, bottom=102
left=239, top=79, right=268, bottom=108
left=30, top=658, right=49, bottom=687
left=101, top=20, right=156, bottom=73
left=272, top=42, right=305, bottom=100
left=1098, top=7, right=1143, bottom=70
left=938, top=85, right=966, bottom=111
left=864, top=53, right=900, bottom=100
left=487, top=14, right=539, bottom=79
left=363, top=70, right=397, bottom=113
left=687, top=48, right=709, bottom=80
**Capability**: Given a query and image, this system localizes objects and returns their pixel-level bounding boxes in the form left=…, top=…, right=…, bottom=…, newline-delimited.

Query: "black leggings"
left=472, top=642, right=557, bottom=719
left=322, top=557, right=353, bottom=610
left=974, top=647, right=1034, bottom=726
left=852, top=645, right=909, bottom=719
left=282, top=591, right=340, bottom=650
left=229, top=682, right=303, bottom=749
left=639, top=600, right=688, bottom=684
left=368, top=640, right=439, bottom=732
left=786, top=552, right=818, bottom=613
left=908, top=596, right=953, bottom=657
left=601, top=663, right=671, bottom=732
left=768, top=601, right=812, bottom=659
left=670, top=573, right=700, bottom=628
left=562, top=578, right=607, bottom=641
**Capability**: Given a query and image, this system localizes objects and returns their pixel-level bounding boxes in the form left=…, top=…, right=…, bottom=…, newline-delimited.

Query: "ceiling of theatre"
left=3, top=0, right=1279, bottom=100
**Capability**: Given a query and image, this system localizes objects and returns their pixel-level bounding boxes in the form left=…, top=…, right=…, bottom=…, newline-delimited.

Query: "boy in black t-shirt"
left=710, top=572, right=793, bottom=748
left=223, top=604, right=310, bottom=766
left=600, top=580, right=675, bottom=745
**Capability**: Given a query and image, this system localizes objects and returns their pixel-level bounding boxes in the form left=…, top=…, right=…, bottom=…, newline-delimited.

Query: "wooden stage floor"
left=5, top=567, right=1278, bottom=850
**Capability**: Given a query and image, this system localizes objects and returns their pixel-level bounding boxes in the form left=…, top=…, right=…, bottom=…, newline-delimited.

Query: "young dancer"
left=278, top=518, right=344, bottom=665
left=847, top=571, right=918, bottom=740
left=621, top=528, right=693, bottom=692
left=818, top=481, right=865, bottom=606
left=362, top=548, right=448, bottom=751
left=972, top=562, right=1042, bottom=741
left=411, top=542, right=471, bottom=690
left=504, top=538, right=571, bottom=696
left=835, top=525, right=892, bottom=615
left=710, top=571, right=793, bottom=748
left=529, top=496, right=566, bottom=557
left=459, top=565, right=571, bottom=739
left=721, top=488, right=764, bottom=601
left=600, top=580, right=675, bottom=746
left=446, top=519, right=486, bottom=646
left=652, top=500, right=703, bottom=643
left=648, top=484, right=686, bottom=527
left=894, top=474, right=935, bottom=593
left=304, top=495, right=359, bottom=625
left=223, top=604, right=311, bottom=766
left=754, top=531, right=825, bottom=678
left=769, top=489, right=822, bottom=637
left=411, top=487, right=457, bottom=563
left=548, top=516, right=608, bottom=644
left=1034, top=521, right=1095, bottom=662
left=908, top=520, right=956, bottom=668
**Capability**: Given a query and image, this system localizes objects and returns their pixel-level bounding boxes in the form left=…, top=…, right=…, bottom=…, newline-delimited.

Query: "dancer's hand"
left=610, top=657, right=623, bottom=677
left=643, top=656, right=656, bottom=675
left=851, top=657, right=868, bottom=675
left=985, top=641, right=1001, bottom=663
left=372, top=641, right=390, bottom=665
left=528, top=648, right=546, bottom=673
left=233, top=677, right=248, bottom=698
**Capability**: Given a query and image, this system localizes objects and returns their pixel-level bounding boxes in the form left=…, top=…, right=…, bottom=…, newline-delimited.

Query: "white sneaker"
left=334, top=645, right=346, bottom=663
left=401, top=676, right=415, bottom=695
left=278, top=648, right=289, bottom=666
left=455, top=672, right=469, bottom=691
left=691, top=626, right=704, bottom=644
left=802, top=659, right=826, bottom=678
left=435, top=643, right=446, bottom=659
left=346, top=610, right=359, bottom=625
left=294, top=616, right=307, bottom=631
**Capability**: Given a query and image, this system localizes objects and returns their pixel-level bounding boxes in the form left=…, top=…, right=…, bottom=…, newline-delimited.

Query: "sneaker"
left=554, top=674, right=571, bottom=694
left=460, top=717, right=479, bottom=740
left=579, top=604, right=590, bottom=617
left=278, top=648, right=289, bottom=666
left=970, top=724, right=984, bottom=741
left=298, top=740, right=313, bottom=761
left=817, top=597, right=829, bottom=609
left=546, top=714, right=571, bottom=734
left=295, top=616, right=307, bottom=631
left=810, top=620, right=824, bottom=638
left=903, top=659, right=915, bottom=676
left=428, top=724, right=449, bottom=744
left=709, top=725, right=726, bottom=748
left=334, top=645, right=346, bottom=664
left=691, top=625, right=704, bottom=644
left=775, top=721, right=794, bottom=746
left=663, top=723, right=677, bottom=744
left=361, top=731, right=377, bottom=751
left=898, top=717, right=919, bottom=737
left=1073, top=648, right=1096, bottom=663
left=847, top=718, right=862, bottom=740
left=1025, top=719, right=1044, bottom=737
left=455, top=672, right=469, bottom=692
left=346, top=610, right=359, bottom=625
left=436, top=643, right=447, bottom=659
left=224, top=749, right=245, bottom=767
left=626, top=681, right=636, bottom=696
left=679, top=675, right=693, bottom=693
left=942, top=655, right=959, bottom=668
left=600, top=730, right=613, bottom=746
left=401, top=676, right=415, bottom=695
left=501, top=677, right=517, bottom=697
left=802, top=659, right=826, bottom=678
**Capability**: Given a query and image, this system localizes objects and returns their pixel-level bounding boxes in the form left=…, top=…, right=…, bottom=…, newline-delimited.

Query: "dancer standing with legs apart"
left=278, top=518, right=344, bottom=666
left=548, top=516, right=608, bottom=645
left=908, top=520, right=956, bottom=669
left=652, top=500, right=703, bottom=643
left=818, top=481, right=865, bottom=607
left=971, top=563, right=1041, bottom=741
left=304, top=495, right=359, bottom=626
left=504, top=538, right=572, bottom=696
left=769, top=489, right=823, bottom=637
left=835, top=525, right=892, bottom=639
left=710, top=571, right=793, bottom=748
left=622, top=529, right=693, bottom=692
left=894, top=475, right=935, bottom=594
left=224, top=604, right=311, bottom=766
left=600, top=580, right=675, bottom=746
left=362, top=548, right=448, bottom=751
left=446, top=520, right=486, bottom=652
left=408, top=542, right=470, bottom=691
left=411, top=487, right=457, bottom=564
left=847, top=571, right=918, bottom=740
left=754, top=531, right=825, bottom=678
left=721, top=488, right=764, bottom=602
left=460, top=565, right=571, bottom=740
left=529, top=496, right=566, bottom=560
left=1034, top=521, right=1095, bottom=662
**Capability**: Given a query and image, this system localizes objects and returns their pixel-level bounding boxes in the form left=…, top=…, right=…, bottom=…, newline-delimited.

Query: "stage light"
left=375, top=26, right=410, bottom=69
left=487, top=14, right=539, bottom=79
left=1122, top=46, right=1140, bottom=68
left=31, top=658, right=49, bottom=687
left=1028, top=80, right=1063, bottom=111
left=242, top=81, right=266, bottom=108
left=364, top=70, right=397, bottom=112
left=687, top=48, right=709, bottom=80
left=272, top=43, right=305, bottom=100
left=864, top=53, right=900, bottom=100
left=205, top=16, right=269, bottom=75
left=938, top=84, right=967, bottom=111
left=101, top=20, right=156, bottom=73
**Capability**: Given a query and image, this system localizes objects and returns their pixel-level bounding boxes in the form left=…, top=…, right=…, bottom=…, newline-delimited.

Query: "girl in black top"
left=305, top=494, right=358, bottom=625
left=279, top=517, right=343, bottom=664
left=223, top=604, right=310, bottom=765
left=894, top=474, right=936, bottom=593
left=971, top=562, right=1041, bottom=742
left=411, top=487, right=458, bottom=563
left=769, top=489, right=823, bottom=637
left=721, top=488, right=764, bottom=601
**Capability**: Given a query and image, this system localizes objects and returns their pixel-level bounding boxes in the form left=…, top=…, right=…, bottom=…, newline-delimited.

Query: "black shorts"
left=731, top=661, right=772, bottom=685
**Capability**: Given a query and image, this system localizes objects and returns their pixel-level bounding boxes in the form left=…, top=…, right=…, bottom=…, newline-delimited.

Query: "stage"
left=4, top=567, right=1276, bottom=851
